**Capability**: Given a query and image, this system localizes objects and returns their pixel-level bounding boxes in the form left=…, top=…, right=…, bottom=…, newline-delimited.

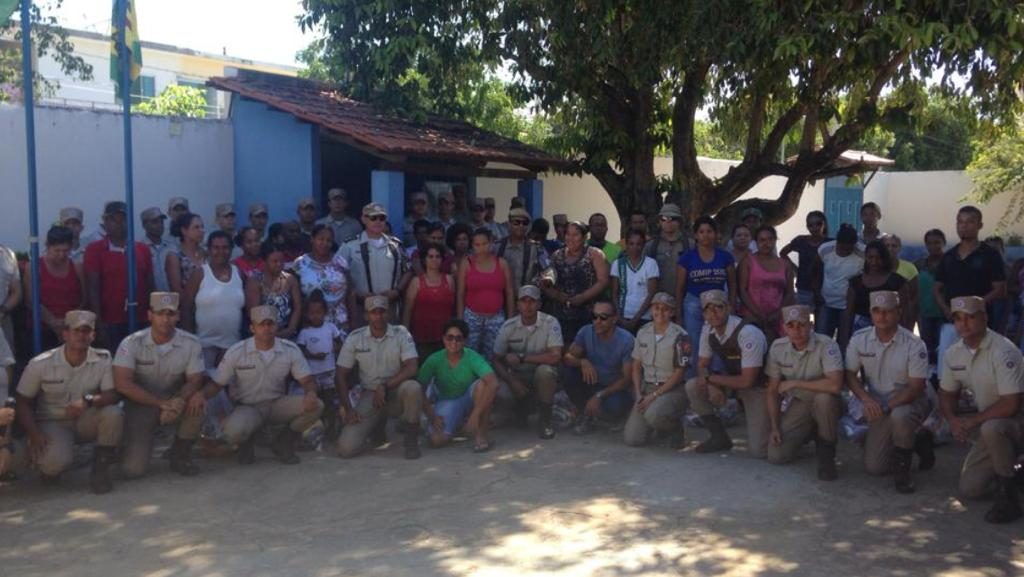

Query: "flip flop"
left=472, top=440, right=494, bottom=453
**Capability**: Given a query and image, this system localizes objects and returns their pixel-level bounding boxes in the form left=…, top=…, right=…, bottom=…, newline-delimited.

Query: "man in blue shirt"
left=563, top=299, right=635, bottom=433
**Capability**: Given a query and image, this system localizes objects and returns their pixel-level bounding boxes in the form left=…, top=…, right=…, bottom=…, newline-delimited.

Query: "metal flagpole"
left=115, top=0, right=138, bottom=332
left=20, top=0, right=42, bottom=355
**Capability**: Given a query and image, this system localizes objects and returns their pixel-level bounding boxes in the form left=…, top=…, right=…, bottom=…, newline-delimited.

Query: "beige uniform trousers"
left=685, top=379, right=770, bottom=459
left=36, top=406, right=124, bottom=477
left=959, top=415, right=1024, bottom=499
left=223, top=396, right=324, bottom=446
left=623, top=386, right=688, bottom=447
left=336, top=380, right=423, bottom=458
left=766, top=394, right=841, bottom=464
left=863, top=395, right=929, bottom=475
left=120, top=401, right=203, bottom=479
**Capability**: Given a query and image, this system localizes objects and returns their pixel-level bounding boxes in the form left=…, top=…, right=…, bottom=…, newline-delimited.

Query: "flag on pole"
left=109, top=0, right=142, bottom=92
left=1, top=0, right=19, bottom=26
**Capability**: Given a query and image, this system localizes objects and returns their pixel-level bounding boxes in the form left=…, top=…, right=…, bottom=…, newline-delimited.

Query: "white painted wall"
left=0, top=104, right=233, bottom=251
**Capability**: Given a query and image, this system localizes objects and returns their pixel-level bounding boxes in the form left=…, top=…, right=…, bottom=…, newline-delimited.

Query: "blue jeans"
left=683, top=293, right=705, bottom=373
left=937, top=323, right=958, bottom=378
left=796, top=289, right=815, bottom=307
left=815, top=306, right=843, bottom=340
left=563, top=366, right=633, bottom=419
left=428, top=381, right=478, bottom=437
left=918, top=316, right=944, bottom=364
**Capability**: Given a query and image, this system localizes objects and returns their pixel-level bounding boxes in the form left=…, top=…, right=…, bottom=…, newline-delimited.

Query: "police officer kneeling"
left=765, top=305, right=844, bottom=480
left=16, top=310, right=123, bottom=493
left=114, top=292, right=205, bottom=478
left=940, top=296, right=1024, bottom=524
left=846, top=291, right=931, bottom=493
left=193, top=305, right=323, bottom=465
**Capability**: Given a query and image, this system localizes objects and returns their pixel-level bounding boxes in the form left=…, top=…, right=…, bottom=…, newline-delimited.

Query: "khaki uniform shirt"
left=337, top=324, right=418, bottom=390
left=339, top=232, right=408, bottom=295
left=941, top=329, right=1024, bottom=413
left=114, top=328, right=204, bottom=398
left=17, top=346, right=114, bottom=421
left=766, top=332, right=844, bottom=401
left=846, top=326, right=928, bottom=396
left=493, top=312, right=564, bottom=357
left=633, top=321, right=689, bottom=386
left=214, top=338, right=311, bottom=404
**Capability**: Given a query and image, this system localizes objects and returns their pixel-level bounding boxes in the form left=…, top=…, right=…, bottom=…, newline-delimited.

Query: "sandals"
left=472, top=439, right=494, bottom=453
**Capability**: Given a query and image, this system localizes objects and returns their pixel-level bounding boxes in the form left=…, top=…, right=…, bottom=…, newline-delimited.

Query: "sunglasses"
left=510, top=219, right=530, bottom=226
left=592, top=313, right=612, bottom=321
left=444, top=334, right=465, bottom=342
left=368, top=215, right=387, bottom=222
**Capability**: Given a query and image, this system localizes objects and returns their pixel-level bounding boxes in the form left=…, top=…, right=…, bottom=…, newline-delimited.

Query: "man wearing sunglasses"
left=495, top=208, right=546, bottom=299
left=644, top=203, right=689, bottom=297
left=339, top=202, right=410, bottom=327
left=16, top=310, right=124, bottom=493
left=563, top=299, right=635, bottom=434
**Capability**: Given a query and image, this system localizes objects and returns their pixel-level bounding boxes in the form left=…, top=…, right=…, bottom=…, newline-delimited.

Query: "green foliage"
left=299, top=1, right=1024, bottom=227
left=133, top=84, right=207, bottom=118
left=0, top=0, right=93, bottom=102
left=968, top=117, right=1024, bottom=226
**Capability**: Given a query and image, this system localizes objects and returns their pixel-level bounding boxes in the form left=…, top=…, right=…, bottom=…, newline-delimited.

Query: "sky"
left=51, top=0, right=314, bottom=67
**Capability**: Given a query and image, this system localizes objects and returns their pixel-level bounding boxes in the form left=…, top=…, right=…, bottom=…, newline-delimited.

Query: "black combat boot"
left=985, top=475, right=1023, bottom=524
left=695, top=415, right=733, bottom=453
left=667, top=423, right=686, bottom=450
left=271, top=429, right=301, bottom=465
left=893, top=447, right=915, bottom=494
left=89, top=446, right=116, bottom=494
left=914, top=429, right=936, bottom=471
left=514, top=396, right=531, bottom=429
left=815, top=437, right=838, bottom=481
left=169, top=437, right=199, bottom=476
left=537, top=402, right=556, bottom=440
left=237, top=436, right=256, bottom=465
left=369, top=417, right=388, bottom=448
left=403, top=426, right=421, bottom=460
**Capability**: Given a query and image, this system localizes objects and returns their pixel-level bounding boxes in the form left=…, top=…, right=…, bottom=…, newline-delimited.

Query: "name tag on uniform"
left=41, top=379, right=64, bottom=384
left=237, top=364, right=256, bottom=371
left=509, top=338, right=524, bottom=344
left=355, top=348, right=372, bottom=354
left=137, top=360, right=155, bottom=366
left=859, top=352, right=876, bottom=358
left=777, top=362, right=793, bottom=368
left=950, top=365, right=967, bottom=371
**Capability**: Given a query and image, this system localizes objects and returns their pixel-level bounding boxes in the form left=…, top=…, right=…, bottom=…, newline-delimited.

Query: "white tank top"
left=195, top=263, right=245, bottom=349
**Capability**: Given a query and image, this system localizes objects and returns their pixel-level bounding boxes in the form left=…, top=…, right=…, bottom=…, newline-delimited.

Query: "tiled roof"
left=208, top=70, right=567, bottom=171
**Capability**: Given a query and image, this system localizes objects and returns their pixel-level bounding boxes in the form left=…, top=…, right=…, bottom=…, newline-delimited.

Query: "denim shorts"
left=428, top=380, right=479, bottom=437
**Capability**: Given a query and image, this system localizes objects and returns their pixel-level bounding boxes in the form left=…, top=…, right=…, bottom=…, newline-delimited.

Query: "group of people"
left=0, top=190, right=1021, bottom=527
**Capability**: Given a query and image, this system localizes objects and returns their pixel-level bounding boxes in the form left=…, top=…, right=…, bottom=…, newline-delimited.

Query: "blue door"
left=824, top=177, right=863, bottom=235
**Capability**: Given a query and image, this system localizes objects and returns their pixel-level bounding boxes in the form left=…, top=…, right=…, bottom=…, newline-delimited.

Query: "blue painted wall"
left=232, top=96, right=319, bottom=226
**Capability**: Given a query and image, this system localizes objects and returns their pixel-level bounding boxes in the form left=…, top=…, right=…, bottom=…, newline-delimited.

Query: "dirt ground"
left=0, top=424, right=1021, bottom=577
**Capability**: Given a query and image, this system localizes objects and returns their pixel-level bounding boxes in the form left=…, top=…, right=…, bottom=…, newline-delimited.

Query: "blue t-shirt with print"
left=677, top=248, right=734, bottom=297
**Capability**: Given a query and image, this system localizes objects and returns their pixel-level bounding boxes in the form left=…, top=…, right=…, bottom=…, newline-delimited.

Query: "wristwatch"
left=595, top=390, right=605, bottom=400
left=84, top=394, right=96, bottom=408
left=517, top=353, right=525, bottom=363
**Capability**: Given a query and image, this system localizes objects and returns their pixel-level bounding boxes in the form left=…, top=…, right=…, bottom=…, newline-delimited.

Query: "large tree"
left=299, top=1, right=1024, bottom=228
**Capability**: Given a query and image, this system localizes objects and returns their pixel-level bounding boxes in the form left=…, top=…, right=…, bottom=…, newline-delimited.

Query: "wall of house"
left=0, top=104, right=233, bottom=251
left=231, top=97, right=320, bottom=227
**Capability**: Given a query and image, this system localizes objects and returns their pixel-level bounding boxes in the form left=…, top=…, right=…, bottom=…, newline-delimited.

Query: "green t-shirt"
left=418, top=348, right=494, bottom=400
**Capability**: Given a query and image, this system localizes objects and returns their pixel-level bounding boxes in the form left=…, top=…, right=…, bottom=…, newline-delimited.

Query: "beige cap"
left=65, top=310, right=96, bottom=330
left=951, top=296, right=986, bottom=315
left=651, top=292, right=677, bottom=309
left=659, top=203, right=682, bottom=218
left=249, top=203, right=269, bottom=216
left=518, top=285, right=541, bottom=300
left=509, top=208, right=531, bottom=221
left=364, top=294, right=389, bottom=311
left=782, top=305, right=812, bottom=324
left=297, top=197, right=316, bottom=210
left=552, top=214, right=568, bottom=225
left=59, top=207, right=83, bottom=223
left=168, top=197, right=189, bottom=211
left=700, top=289, right=729, bottom=308
left=140, top=207, right=166, bottom=222
left=362, top=202, right=387, bottom=217
left=327, top=188, right=348, bottom=201
left=250, top=305, right=277, bottom=324
left=150, top=292, right=180, bottom=312
left=870, top=291, right=900, bottom=310
left=215, top=203, right=235, bottom=218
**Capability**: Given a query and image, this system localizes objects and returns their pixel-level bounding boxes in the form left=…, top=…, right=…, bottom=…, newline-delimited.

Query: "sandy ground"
left=0, top=424, right=1021, bottom=577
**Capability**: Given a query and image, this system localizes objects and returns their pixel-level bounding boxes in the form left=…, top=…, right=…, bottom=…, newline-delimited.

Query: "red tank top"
left=412, top=274, right=455, bottom=344
left=464, top=256, right=505, bottom=315
left=33, top=260, right=82, bottom=326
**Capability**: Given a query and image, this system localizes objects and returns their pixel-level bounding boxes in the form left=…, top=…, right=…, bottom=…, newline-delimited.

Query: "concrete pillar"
left=518, top=178, right=543, bottom=220
left=372, top=170, right=405, bottom=240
